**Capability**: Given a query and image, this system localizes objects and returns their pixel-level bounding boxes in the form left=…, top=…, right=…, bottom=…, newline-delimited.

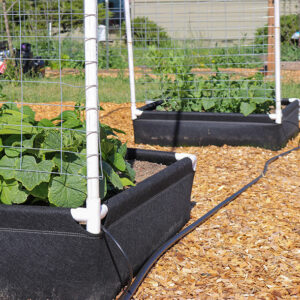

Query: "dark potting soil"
left=130, top=160, right=167, bottom=184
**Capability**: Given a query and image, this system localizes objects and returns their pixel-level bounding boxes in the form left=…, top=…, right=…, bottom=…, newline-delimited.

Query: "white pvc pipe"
left=124, top=0, right=140, bottom=120
left=71, top=204, right=108, bottom=223
left=84, top=0, right=101, bottom=234
left=48, top=22, right=52, bottom=37
left=274, top=0, right=282, bottom=124
left=175, top=153, right=197, bottom=171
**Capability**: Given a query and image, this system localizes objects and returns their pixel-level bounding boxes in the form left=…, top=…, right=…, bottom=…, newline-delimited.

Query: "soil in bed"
left=130, top=160, right=167, bottom=184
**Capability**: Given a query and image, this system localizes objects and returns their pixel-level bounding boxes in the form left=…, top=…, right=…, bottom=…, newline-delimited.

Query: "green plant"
left=0, top=103, right=135, bottom=207
left=147, top=48, right=274, bottom=115
left=98, top=44, right=128, bottom=69
left=254, top=14, right=300, bottom=56
left=122, top=17, right=170, bottom=47
left=1, top=59, right=22, bottom=85
left=281, top=43, right=300, bottom=61
left=141, top=43, right=262, bottom=71
left=156, top=69, right=274, bottom=116
left=8, top=1, right=108, bottom=35
left=41, top=40, right=127, bottom=70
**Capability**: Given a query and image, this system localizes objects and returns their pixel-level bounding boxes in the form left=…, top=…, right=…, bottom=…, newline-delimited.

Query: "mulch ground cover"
left=34, top=101, right=300, bottom=299
left=45, top=66, right=300, bottom=83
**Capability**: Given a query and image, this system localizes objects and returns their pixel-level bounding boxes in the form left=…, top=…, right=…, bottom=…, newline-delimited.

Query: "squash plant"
left=146, top=48, right=274, bottom=116
left=0, top=102, right=135, bottom=208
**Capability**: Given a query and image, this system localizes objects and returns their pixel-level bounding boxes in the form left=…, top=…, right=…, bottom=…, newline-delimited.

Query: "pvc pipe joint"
left=71, top=204, right=108, bottom=224
left=175, top=153, right=197, bottom=171
left=131, top=108, right=143, bottom=120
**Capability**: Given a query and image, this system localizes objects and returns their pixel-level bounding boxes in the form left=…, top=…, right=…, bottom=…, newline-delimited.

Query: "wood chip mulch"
left=44, top=66, right=300, bottom=83
left=35, top=102, right=300, bottom=299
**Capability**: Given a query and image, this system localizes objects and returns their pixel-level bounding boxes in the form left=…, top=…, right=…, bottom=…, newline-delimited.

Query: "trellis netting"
left=125, top=0, right=299, bottom=124
left=0, top=0, right=104, bottom=234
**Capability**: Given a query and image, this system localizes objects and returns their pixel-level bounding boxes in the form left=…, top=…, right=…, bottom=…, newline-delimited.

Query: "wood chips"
left=102, top=103, right=300, bottom=300
left=35, top=102, right=300, bottom=299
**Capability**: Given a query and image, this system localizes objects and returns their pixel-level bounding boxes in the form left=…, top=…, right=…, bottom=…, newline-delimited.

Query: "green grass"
left=282, top=82, right=300, bottom=99
left=1, top=74, right=153, bottom=104
left=1, top=74, right=299, bottom=105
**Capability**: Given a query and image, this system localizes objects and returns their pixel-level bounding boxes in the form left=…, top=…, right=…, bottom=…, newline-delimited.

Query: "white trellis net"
left=125, top=0, right=299, bottom=122
left=0, top=0, right=102, bottom=233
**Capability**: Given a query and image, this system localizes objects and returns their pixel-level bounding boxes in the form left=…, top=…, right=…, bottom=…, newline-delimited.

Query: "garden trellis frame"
left=125, top=0, right=299, bottom=149
left=125, top=0, right=283, bottom=123
left=0, top=1, right=198, bottom=298
left=0, top=0, right=105, bottom=234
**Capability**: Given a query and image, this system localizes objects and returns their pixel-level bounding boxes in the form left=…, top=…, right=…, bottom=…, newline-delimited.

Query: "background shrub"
left=122, top=16, right=170, bottom=47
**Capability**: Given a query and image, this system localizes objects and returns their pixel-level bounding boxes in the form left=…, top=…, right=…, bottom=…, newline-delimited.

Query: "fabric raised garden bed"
left=0, top=148, right=196, bottom=300
left=133, top=100, right=299, bottom=150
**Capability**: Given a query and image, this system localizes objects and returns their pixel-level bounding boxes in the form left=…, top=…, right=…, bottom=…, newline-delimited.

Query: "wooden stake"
left=267, top=0, right=275, bottom=76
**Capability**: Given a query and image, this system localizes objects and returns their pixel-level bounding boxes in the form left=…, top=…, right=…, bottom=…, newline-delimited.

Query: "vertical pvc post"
left=48, top=22, right=52, bottom=37
left=267, top=0, right=275, bottom=76
left=84, top=0, right=101, bottom=234
left=124, top=0, right=137, bottom=120
left=105, top=0, right=109, bottom=69
left=274, top=0, right=282, bottom=124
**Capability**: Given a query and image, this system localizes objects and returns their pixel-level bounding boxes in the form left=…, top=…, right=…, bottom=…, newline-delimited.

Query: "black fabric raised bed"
left=0, top=148, right=195, bottom=300
left=133, top=100, right=299, bottom=150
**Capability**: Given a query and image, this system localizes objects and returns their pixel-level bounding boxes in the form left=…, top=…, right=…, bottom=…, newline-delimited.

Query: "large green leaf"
left=1, top=109, right=31, bottom=123
left=240, top=102, right=256, bottom=116
left=125, top=161, right=136, bottom=181
left=0, top=179, right=28, bottom=204
left=101, top=140, right=114, bottom=159
left=0, top=121, right=37, bottom=135
left=22, top=106, right=36, bottom=124
left=202, top=98, right=215, bottom=110
left=102, top=161, right=123, bottom=189
left=61, top=118, right=82, bottom=129
left=109, top=153, right=126, bottom=172
left=38, top=118, right=55, bottom=128
left=14, top=156, right=54, bottom=190
left=118, top=143, right=127, bottom=158
left=0, top=156, right=18, bottom=180
left=4, top=135, right=35, bottom=157
left=4, top=135, right=21, bottom=157
left=120, top=177, right=135, bottom=187
left=49, top=175, right=86, bottom=208
left=40, top=130, right=61, bottom=153
left=100, top=177, right=107, bottom=199
left=53, top=153, right=86, bottom=175
left=51, top=110, right=78, bottom=122
left=0, top=109, right=37, bottom=134
left=30, top=182, right=49, bottom=199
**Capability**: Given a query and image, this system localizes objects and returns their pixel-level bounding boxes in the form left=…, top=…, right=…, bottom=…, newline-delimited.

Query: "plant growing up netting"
left=125, top=0, right=286, bottom=122
left=0, top=0, right=133, bottom=234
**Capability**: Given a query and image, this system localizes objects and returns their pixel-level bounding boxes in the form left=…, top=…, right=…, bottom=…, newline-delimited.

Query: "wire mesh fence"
left=0, top=0, right=298, bottom=228
left=0, top=0, right=102, bottom=232
left=125, top=0, right=282, bottom=118
left=119, top=0, right=300, bottom=122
